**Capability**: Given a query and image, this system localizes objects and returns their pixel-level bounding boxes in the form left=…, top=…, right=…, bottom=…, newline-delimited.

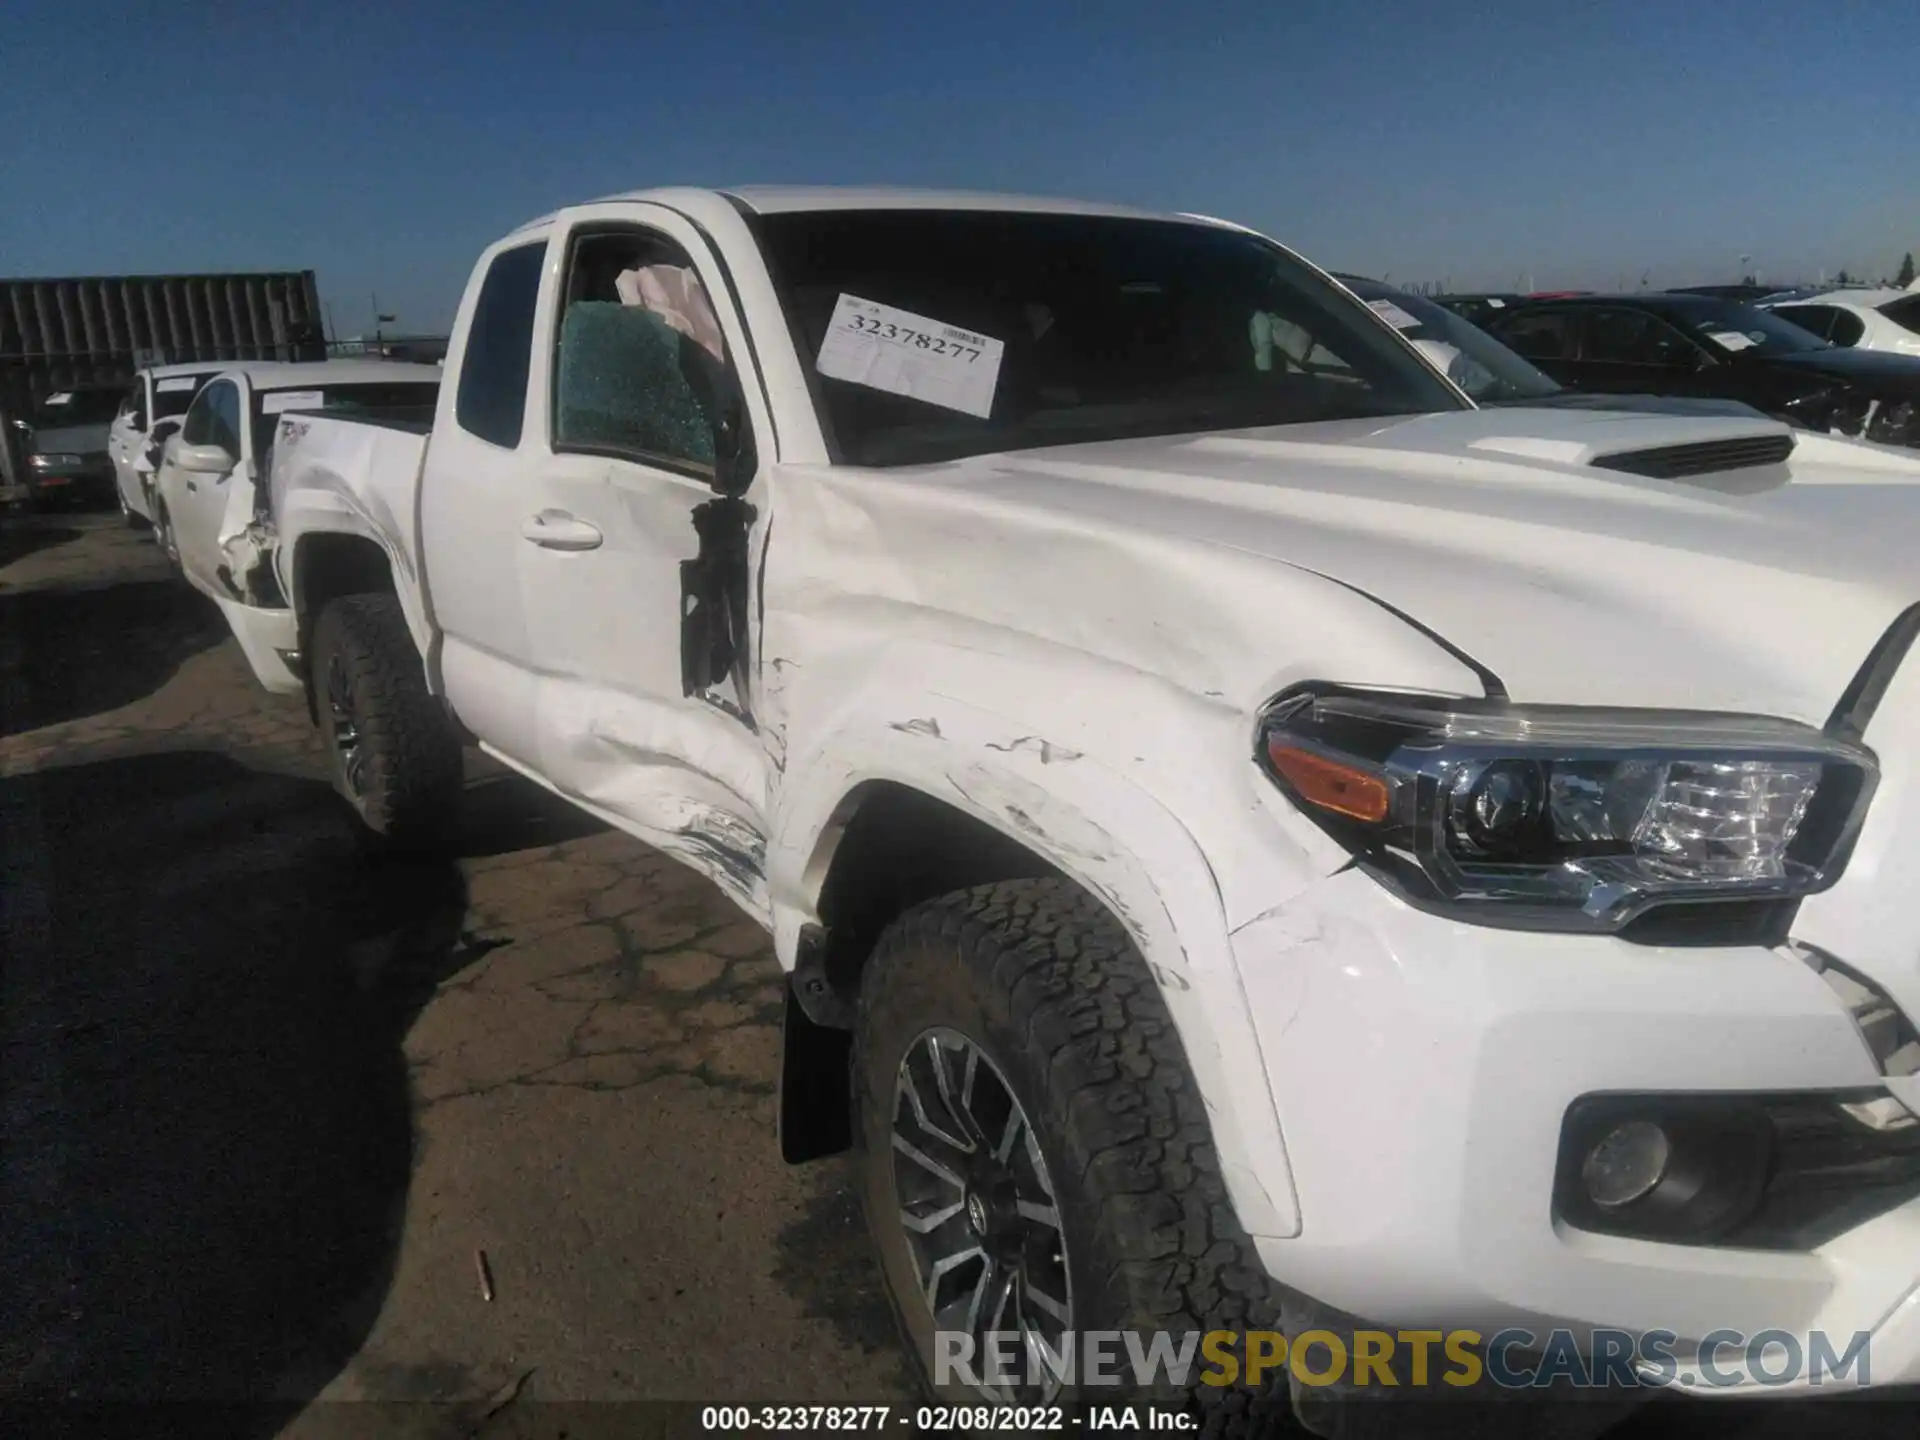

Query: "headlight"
left=1259, top=687, right=1877, bottom=931
left=28, top=452, right=83, bottom=471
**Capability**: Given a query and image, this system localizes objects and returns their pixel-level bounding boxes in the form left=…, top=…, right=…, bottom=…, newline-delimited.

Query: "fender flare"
left=283, top=498, right=433, bottom=663
left=772, top=693, right=1304, bottom=1239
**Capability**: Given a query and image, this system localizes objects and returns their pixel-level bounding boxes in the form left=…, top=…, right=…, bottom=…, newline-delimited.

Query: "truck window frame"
left=181, top=382, right=223, bottom=447
left=455, top=239, right=549, bottom=451
left=546, top=221, right=735, bottom=484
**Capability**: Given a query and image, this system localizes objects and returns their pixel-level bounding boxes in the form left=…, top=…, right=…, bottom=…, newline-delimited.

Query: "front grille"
left=1590, top=434, right=1796, bottom=479
left=1788, top=941, right=1920, bottom=1079
left=1738, top=1096, right=1920, bottom=1249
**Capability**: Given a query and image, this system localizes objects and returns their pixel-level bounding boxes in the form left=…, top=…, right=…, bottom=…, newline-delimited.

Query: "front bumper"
left=1232, top=866, right=1920, bottom=1392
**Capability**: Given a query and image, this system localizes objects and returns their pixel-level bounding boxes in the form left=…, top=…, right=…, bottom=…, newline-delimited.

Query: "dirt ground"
left=0, top=513, right=910, bottom=1438
left=1, top=511, right=1911, bottom=1440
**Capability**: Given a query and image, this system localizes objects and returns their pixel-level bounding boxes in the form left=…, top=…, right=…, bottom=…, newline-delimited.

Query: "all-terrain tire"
left=310, top=593, right=463, bottom=849
left=852, top=878, right=1294, bottom=1436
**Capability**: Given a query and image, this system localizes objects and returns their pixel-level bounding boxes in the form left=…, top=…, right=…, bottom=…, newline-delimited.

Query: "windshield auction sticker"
left=1366, top=298, right=1422, bottom=331
left=261, top=389, right=325, bottom=415
left=815, top=294, right=1004, bottom=418
left=156, top=376, right=200, bottom=392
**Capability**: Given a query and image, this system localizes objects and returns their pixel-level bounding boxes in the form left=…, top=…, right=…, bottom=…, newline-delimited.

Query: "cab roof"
left=508, top=184, right=1200, bottom=237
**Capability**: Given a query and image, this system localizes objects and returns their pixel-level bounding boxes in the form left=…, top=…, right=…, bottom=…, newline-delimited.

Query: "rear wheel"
left=310, top=593, right=464, bottom=849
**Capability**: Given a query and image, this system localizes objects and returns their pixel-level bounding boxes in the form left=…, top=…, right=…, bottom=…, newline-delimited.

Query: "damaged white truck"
left=194, top=187, right=1920, bottom=1434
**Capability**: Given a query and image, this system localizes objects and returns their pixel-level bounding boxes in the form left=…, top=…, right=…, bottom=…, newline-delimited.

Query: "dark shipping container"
left=0, top=270, right=327, bottom=416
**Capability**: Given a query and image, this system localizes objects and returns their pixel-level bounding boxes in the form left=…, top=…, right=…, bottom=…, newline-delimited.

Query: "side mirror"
left=131, top=411, right=147, bottom=430
left=175, top=441, right=237, bottom=474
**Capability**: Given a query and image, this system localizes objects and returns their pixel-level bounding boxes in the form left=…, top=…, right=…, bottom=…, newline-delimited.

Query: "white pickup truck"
left=196, top=185, right=1920, bottom=1433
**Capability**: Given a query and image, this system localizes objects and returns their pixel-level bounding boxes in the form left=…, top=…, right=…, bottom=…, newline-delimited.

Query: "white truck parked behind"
left=186, top=186, right=1920, bottom=1434
left=149, top=358, right=440, bottom=682
left=106, top=362, right=228, bottom=528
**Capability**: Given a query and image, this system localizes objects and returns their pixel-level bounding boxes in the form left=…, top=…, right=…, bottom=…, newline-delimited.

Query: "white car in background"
left=150, top=361, right=440, bottom=629
left=107, top=363, right=227, bottom=526
left=1764, top=288, right=1920, bottom=358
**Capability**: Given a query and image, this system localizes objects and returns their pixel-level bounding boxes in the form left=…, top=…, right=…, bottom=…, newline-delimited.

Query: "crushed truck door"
left=507, top=203, right=774, bottom=916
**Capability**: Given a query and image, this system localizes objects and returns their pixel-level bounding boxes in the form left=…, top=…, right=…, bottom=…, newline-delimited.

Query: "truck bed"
left=216, top=410, right=439, bottom=662
left=263, top=410, right=431, bottom=539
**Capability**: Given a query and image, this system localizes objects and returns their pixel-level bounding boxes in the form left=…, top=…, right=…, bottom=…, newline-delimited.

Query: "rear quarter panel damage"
left=274, top=417, right=436, bottom=659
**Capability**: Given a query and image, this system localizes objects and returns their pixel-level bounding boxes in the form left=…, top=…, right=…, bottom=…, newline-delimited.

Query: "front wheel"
left=853, top=879, right=1290, bottom=1433
left=310, top=592, right=464, bottom=849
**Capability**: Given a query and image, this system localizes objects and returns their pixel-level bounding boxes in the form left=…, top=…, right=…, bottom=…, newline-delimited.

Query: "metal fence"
left=0, top=271, right=326, bottom=414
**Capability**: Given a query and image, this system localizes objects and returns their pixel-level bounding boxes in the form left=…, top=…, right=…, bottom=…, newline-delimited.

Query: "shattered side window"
left=551, top=229, right=721, bottom=474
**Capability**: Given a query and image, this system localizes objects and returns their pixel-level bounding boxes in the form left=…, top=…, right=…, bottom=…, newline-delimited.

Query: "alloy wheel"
left=890, top=1027, right=1074, bottom=1402
left=326, top=653, right=368, bottom=798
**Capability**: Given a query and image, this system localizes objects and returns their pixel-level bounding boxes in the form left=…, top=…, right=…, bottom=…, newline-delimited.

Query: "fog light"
left=1582, top=1120, right=1670, bottom=1208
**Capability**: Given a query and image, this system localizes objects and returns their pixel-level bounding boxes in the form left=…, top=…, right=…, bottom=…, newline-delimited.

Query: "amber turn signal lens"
left=1266, top=740, right=1391, bottom=823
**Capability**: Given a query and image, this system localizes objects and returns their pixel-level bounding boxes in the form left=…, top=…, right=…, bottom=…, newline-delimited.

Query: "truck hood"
left=1505, top=390, right=1770, bottom=421
left=947, top=407, right=1920, bottom=724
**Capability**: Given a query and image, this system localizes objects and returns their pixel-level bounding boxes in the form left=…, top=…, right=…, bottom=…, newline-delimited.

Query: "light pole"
left=372, top=294, right=397, bottom=352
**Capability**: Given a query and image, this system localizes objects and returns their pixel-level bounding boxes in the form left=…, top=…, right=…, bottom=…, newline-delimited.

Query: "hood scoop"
left=1457, top=413, right=1798, bottom=480
left=1588, top=433, right=1796, bottom=480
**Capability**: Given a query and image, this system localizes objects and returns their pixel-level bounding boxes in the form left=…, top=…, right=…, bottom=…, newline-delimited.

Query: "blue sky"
left=2, top=0, right=1913, bottom=334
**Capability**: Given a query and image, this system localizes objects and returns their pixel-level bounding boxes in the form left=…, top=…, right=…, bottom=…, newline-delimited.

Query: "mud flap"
left=679, top=495, right=756, bottom=719
left=778, top=982, right=853, bottom=1163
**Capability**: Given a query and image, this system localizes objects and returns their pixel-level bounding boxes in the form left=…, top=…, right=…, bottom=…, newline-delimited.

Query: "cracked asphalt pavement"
left=1, top=512, right=1909, bottom=1440
left=0, top=512, right=910, bottom=1438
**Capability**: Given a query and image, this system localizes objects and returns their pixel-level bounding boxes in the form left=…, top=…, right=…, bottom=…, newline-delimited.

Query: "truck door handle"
left=521, top=510, right=603, bottom=551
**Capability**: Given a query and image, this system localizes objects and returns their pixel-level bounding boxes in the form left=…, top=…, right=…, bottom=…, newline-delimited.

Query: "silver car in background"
left=14, top=384, right=124, bottom=509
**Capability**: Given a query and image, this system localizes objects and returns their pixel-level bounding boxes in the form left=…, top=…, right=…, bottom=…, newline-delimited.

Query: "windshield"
left=151, top=372, right=221, bottom=421
left=1678, top=300, right=1831, bottom=356
left=1339, top=280, right=1561, bottom=403
left=249, top=380, right=441, bottom=458
left=33, top=389, right=122, bottom=428
left=754, top=211, right=1463, bottom=466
